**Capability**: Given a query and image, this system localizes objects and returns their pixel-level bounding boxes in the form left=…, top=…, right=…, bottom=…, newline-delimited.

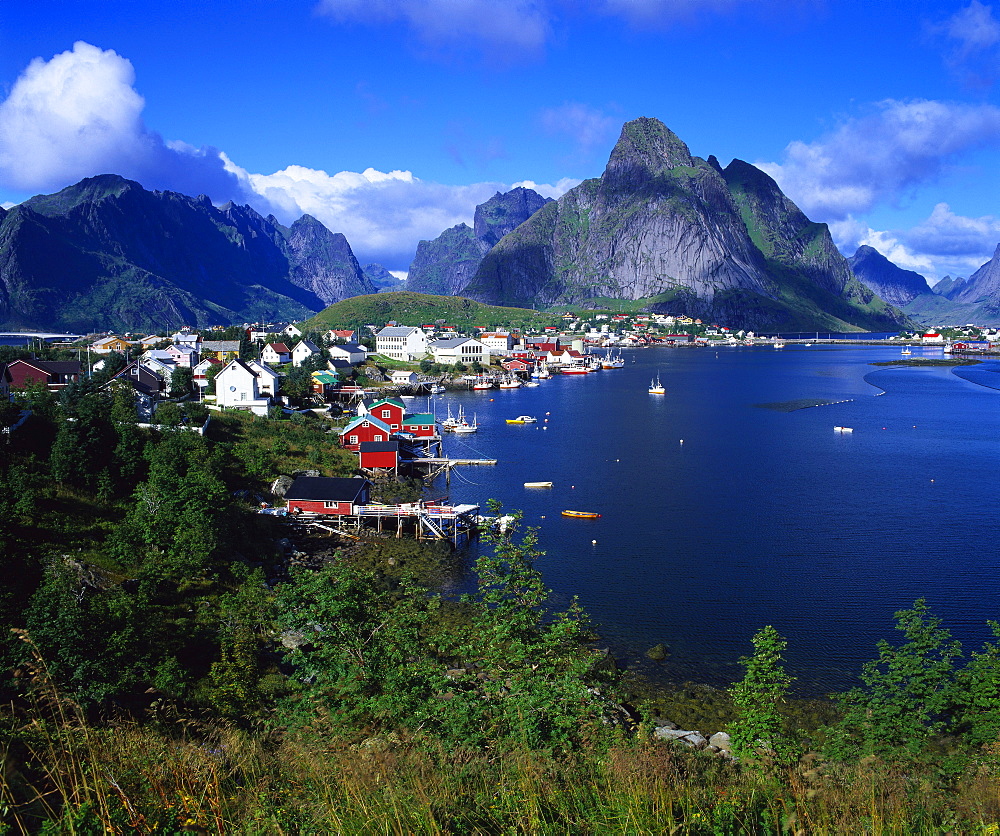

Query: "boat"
left=454, top=413, right=478, bottom=433
left=429, top=383, right=446, bottom=393
left=472, top=378, right=493, bottom=390
left=648, top=374, right=665, bottom=395
left=834, top=426, right=854, bottom=433
left=774, top=341, right=786, bottom=349
left=506, top=415, right=537, bottom=424
left=523, top=380, right=540, bottom=387
left=561, top=364, right=589, bottom=375
left=901, top=348, right=912, bottom=355
left=524, top=481, right=553, bottom=488
left=601, top=349, right=625, bottom=369
left=531, top=362, right=552, bottom=380
left=498, top=377, right=521, bottom=389
left=562, top=510, right=601, bottom=518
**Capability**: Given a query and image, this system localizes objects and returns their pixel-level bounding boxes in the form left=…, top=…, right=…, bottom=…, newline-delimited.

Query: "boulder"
left=271, top=475, right=294, bottom=497
left=709, top=731, right=732, bottom=751
left=654, top=728, right=708, bottom=749
left=645, top=643, right=670, bottom=660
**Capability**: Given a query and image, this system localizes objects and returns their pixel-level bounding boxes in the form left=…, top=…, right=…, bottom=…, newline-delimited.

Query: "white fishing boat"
left=901, top=348, right=912, bottom=355
left=454, top=413, right=478, bottom=433
left=648, top=374, right=665, bottom=395
left=498, top=376, right=521, bottom=389
left=429, top=383, right=446, bottom=393
left=834, top=426, right=854, bottom=433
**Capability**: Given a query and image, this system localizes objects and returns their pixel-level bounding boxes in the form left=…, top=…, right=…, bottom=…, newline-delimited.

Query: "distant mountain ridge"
left=407, top=187, right=551, bottom=297
left=847, top=245, right=933, bottom=308
left=0, top=174, right=375, bottom=331
left=461, top=118, right=911, bottom=332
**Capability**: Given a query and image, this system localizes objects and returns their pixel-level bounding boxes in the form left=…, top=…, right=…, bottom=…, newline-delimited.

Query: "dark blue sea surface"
left=428, top=344, right=1000, bottom=696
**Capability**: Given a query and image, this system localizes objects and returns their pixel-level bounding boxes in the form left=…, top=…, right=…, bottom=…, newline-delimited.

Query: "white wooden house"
left=291, top=339, right=321, bottom=367
left=214, top=359, right=272, bottom=416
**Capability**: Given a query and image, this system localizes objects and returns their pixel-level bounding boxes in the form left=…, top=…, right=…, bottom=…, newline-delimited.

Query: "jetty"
left=293, top=502, right=482, bottom=545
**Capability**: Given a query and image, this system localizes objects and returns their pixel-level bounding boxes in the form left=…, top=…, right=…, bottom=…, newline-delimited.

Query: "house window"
left=381, top=409, right=391, bottom=418
left=349, top=435, right=358, bottom=444
left=323, top=501, right=339, bottom=509
left=374, top=434, right=383, bottom=441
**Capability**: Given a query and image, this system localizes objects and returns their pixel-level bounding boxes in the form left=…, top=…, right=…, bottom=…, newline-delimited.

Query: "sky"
left=1, top=1, right=999, bottom=284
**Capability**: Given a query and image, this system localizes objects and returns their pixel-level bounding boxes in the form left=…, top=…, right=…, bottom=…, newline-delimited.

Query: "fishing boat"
left=454, top=413, right=478, bottom=433
left=506, top=415, right=537, bottom=424
left=441, top=404, right=463, bottom=432
left=561, top=364, right=589, bottom=375
left=524, top=481, right=553, bottom=488
left=601, top=349, right=625, bottom=369
left=429, top=383, right=446, bottom=393
left=531, top=362, right=552, bottom=380
left=833, top=426, right=854, bottom=433
left=523, top=380, right=540, bottom=387
left=774, top=340, right=785, bottom=349
left=901, top=348, right=912, bottom=355
left=498, top=377, right=521, bottom=389
left=648, top=374, right=665, bottom=395
left=472, top=378, right=493, bottom=390
left=562, top=510, right=601, bottom=518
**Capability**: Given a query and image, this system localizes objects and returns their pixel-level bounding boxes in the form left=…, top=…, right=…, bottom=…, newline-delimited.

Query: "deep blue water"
left=427, top=344, right=1000, bottom=696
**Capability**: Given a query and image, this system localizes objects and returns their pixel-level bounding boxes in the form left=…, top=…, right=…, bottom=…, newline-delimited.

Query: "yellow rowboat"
left=562, top=510, right=601, bottom=519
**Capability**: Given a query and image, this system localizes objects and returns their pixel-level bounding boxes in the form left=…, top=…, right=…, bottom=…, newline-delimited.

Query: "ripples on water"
left=432, top=346, right=1000, bottom=695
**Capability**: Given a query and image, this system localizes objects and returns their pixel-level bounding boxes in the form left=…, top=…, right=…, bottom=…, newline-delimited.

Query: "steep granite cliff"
left=464, top=118, right=912, bottom=331
left=847, top=245, right=933, bottom=308
left=407, top=187, right=551, bottom=296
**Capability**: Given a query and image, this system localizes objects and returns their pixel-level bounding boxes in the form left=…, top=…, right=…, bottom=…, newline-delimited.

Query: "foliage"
left=168, top=366, right=193, bottom=398
left=727, top=625, right=795, bottom=763
left=827, top=599, right=963, bottom=761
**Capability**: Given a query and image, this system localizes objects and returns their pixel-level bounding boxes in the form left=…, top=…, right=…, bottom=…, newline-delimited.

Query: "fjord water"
left=435, top=345, right=1000, bottom=695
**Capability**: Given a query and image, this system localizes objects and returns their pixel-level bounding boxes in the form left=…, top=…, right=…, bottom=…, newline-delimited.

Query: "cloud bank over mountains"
left=0, top=41, right=574, bottom=270
left=4, top=10, right=1000, bottom=285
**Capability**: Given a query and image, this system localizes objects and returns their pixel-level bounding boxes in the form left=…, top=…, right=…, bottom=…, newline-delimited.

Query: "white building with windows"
left=428, top=337, right=488, bottom=365
left=478, top=332, right=514, bottom=355
left=214, top=359, right=273, bottom=416
left=375, top=326, right=428, bottom=362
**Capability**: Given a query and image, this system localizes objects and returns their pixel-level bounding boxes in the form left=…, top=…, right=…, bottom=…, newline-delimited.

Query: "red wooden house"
left=284, top=476, right=371, bottom=515
left=340, top=415, right=393, bottom=451
left=359, top=441, right=399, bottom=471
left=401, top=413, right=436, bottom=438
left=1, top=359, right=81, bottom=394
left=501, top=359, right=532, bottom=374
left=362, top=397, right=406, bottom=432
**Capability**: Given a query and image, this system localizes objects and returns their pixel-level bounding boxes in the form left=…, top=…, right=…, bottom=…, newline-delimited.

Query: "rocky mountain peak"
left=847, top=245, right=931, bottom=308
left=474, top=187, right=552, bottom=249
left=602, top=117, right=696, bottom=192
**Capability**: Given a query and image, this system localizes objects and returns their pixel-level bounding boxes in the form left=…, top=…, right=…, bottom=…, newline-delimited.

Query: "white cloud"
left=539, top=103, right=619, bottom=161
left=830, top=205, right=1000, bottom=283
left=389, top=270, right=409, bottom=281
left=224, top=156, right=523, bottom=268
left=315, top=0, right=552, bottom=60
left=0, top=42, right=250, bottom=202
left=934, top=1, right=1000, bottom=87
left=511, top=177, right=580, bottom=198
left=760, top=99, right=1000, bottom=221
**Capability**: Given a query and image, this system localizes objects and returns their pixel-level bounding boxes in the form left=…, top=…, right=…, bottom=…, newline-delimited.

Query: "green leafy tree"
left=169, top=366, right=193, bottom=398
left=953, top=621, right=1000, bottom=748
left=727, top=626, right=794, bottom=762
left=829, top=599, right=962, bottom=760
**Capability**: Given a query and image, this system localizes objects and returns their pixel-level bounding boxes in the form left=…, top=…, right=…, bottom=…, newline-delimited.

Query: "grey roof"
left=295, top=340, right=320, bottom=352
left=359, top=441, right=399, bottom=453
left=430, top=337, right=475, bottom=349
left=331, top=342, right=365, bottom=352
left=201, top=340, right=240, bottom=352
left=285, top=476, right=370, bottom=502
left=377, top=326, right=422, bottom=337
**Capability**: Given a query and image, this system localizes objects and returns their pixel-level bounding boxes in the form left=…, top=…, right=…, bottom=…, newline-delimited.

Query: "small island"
left=870, top=358, right=982, bottom=367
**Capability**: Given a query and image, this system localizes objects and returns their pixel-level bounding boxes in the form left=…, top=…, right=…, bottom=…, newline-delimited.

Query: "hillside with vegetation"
left=303, top=290, right=565, bottom=334
left=2, top=359, right=1000, bottom=831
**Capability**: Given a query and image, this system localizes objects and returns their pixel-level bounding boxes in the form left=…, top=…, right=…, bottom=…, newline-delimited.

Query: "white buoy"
left=592, top=540, right=597, bottom=545
left=680, top=439, right=684, bottom=444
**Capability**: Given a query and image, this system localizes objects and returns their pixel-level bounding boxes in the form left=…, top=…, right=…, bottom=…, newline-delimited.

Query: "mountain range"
left=0, top=174, right=374, bottom=332
left=8, top=117, right=1000, bottom=334
left=451, top=118, right=911, bottom=332
left=849, top=243, right=1000, bottom=327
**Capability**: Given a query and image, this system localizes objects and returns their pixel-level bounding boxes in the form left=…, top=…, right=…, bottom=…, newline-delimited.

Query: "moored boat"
left=648, top=374, right=665, bottom=395
left=506, top=415, right=537, bottom=424
left=524, top=481, right=553, bottom=488
left=562, top=510, right=601, bottom=518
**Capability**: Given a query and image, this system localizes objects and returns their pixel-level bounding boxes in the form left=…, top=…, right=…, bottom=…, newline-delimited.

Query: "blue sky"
left=1, top=0, right=999, bottom=283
